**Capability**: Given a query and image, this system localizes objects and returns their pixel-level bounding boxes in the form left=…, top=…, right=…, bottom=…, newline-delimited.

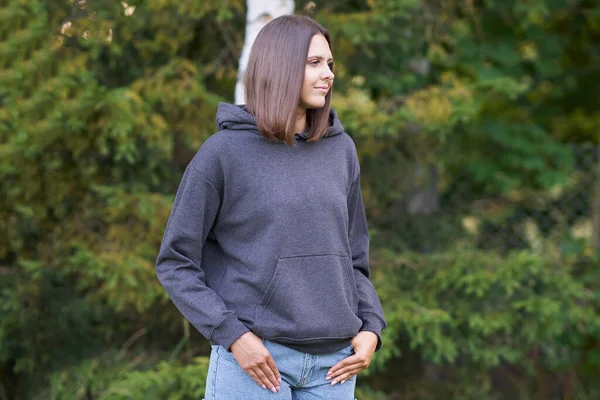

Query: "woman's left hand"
left=325, top=331, right=378, bottom=385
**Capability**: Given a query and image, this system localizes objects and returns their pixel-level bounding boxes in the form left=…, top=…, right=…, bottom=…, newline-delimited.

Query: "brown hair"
left=245, top=15, right=333, bottom=146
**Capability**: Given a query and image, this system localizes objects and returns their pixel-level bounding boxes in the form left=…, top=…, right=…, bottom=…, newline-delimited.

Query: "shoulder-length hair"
left=245, top=15, right=333, bottom=146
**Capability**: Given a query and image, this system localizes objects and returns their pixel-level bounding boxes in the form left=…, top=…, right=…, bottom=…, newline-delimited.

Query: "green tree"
left=0, top=0, right=244, bottom=396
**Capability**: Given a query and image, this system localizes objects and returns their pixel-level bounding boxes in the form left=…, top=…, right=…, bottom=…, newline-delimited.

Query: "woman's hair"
left=245, top=15, right=333, bottom=146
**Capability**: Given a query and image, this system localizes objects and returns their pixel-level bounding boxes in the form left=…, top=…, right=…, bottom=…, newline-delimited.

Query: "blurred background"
left=1, top=0, right=600, bottom=399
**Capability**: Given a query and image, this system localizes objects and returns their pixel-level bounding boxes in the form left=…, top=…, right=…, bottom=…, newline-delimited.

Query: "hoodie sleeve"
left=347, top=170, right=387, bottom=352
left=156, top=164, right=249, bottom=350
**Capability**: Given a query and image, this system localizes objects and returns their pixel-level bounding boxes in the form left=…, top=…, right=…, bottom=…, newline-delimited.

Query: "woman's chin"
left=299, top=98, right=327, bottom=110
left=307, top=99, right=327, bottom=109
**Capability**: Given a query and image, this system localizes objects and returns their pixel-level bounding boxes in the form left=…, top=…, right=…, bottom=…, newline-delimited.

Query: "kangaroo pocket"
left=254, top=253, right=362, bottom=341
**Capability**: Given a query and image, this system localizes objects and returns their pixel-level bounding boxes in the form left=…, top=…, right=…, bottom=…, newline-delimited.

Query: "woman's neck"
left=295, top=108, right=307, bottom=134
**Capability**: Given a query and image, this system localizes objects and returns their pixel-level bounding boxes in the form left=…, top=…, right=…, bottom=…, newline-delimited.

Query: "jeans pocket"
left=216, top=344, right=237, bottom=362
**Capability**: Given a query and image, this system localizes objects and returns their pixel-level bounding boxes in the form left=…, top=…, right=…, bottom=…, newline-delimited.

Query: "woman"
left=156, top=14, right=386, bottom=399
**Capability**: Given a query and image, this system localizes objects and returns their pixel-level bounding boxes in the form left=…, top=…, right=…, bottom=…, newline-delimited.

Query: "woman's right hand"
left=229, top=331, right=281, bottom=393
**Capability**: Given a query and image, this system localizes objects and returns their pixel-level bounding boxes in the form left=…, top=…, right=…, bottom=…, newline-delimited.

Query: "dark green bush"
left=367, top=248, right=600, bottom=399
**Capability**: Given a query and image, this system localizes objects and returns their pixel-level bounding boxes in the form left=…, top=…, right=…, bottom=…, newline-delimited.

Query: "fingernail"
left=271, top=387, right=277, bottom=393
left=341, top=380, right=346, bottom=384
left=261, top=384, right=267, bottom=389
left=325, top=376, right=331, bottom=381
left=278, top=377, right=282, bottom=383
left=331, top=380, right=337, bottom=386
left=276, top=386, right=281, bottom=392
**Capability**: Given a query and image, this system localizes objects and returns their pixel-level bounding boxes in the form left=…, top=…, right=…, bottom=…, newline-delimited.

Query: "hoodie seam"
left=351, top=140, right=360, bottom=183
left=188, top=165, right=221, bottom=202
left=359, top=312, right=387, bottom=327
left=263, top=335, right=356, bottom=342
left=348, top=171, right=360, bottom=201
left=279, top=252, right=349, bottom=260
left=208, top=313, right=234, bottom=342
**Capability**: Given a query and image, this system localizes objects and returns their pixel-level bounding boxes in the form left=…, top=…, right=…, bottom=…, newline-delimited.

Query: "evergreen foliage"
left=1, top=0, right=600, bottom=398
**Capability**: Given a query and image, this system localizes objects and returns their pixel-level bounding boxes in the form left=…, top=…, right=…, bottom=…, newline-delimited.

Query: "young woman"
left=156, top=15, right=386, bottom=399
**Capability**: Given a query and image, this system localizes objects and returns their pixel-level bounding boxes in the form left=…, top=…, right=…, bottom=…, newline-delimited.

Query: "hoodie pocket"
left=255, top=253, right=362, bottom=341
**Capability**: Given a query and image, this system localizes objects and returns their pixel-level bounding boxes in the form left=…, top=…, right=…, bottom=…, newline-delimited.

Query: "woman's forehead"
left=307, top=35, right=332, bottom=59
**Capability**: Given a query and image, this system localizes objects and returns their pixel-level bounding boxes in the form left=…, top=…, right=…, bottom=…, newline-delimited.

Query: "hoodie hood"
left=215, top=102, right=344, bottom=140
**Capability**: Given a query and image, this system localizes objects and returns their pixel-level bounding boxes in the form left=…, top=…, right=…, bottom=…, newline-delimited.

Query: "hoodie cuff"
left=359, top=312, right=386, bottom=352
left=209, top=313, right=250, bottom=351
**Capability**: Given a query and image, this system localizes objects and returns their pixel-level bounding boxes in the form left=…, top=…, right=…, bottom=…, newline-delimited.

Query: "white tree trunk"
left=235, top=0, right=294, bottom=105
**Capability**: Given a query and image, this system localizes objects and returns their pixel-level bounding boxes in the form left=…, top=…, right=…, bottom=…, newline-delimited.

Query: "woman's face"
left=298, top=34, right=334, bottom=110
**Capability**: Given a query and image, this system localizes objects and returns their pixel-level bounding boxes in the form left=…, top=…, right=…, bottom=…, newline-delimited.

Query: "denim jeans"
left=204, top=338, right=357, bottom=399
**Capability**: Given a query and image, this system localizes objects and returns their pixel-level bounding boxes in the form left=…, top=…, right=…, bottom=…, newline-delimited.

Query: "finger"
left=259, top=360, right=281, bottom=392
left=328, top=364, right=363, bottom=382
left=326, top=354, right=361, bottom=377
left=246, top=368, right=268, bottom=390
left=330, top=368, right=362, bottom=385
left=253, top=366, right=278, bottom=393
left=266, top=355, right=282, bottom=384
left=327, top=355, right=370, bottom=381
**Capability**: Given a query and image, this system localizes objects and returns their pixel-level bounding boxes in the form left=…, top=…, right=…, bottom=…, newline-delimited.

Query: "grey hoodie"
left=156, top=102, right=386, bottom=354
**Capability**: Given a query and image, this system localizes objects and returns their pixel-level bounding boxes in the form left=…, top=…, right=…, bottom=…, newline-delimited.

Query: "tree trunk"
left=235, top=0, right=294, bottom=104
left=406, top=162, right=439, bottom=216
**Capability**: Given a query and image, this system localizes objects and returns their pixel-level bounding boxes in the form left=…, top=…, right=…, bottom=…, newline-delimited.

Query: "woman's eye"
left=310, top=60, right=319, bottom=65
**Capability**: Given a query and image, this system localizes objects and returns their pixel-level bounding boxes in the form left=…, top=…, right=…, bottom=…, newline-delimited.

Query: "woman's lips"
left=314, top=87, right=329, bottom=93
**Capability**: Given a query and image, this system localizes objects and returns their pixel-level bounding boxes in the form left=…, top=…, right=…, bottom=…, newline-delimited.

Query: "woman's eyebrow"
left=308, top=55, right=334, bottom=62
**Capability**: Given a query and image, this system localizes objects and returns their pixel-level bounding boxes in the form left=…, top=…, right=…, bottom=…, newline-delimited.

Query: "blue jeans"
left=204, top=338, right=357, bottom=399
